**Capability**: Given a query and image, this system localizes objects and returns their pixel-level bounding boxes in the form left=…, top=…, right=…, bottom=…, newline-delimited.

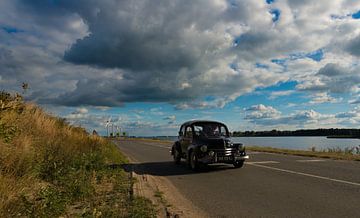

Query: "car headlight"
left=238, top=144, right=245, bottom=152
left=226, top=141, right=234, bottom=148
left=200, top=145, right=208, bottom=152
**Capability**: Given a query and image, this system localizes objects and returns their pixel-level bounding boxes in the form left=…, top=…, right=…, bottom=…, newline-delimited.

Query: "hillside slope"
left=0, top=91, right=155, bottom=217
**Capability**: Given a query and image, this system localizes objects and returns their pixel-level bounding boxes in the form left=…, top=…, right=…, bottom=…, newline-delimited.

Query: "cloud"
left=63, top=109, right=178, bottom=136
left=335, top=107, right=360, bottom=124
left=245, top=104, right=281, bottom=119
left=317, top=63, right=346, bottom=77
left=164, top=115, right=176, bottom=121
left=76, top=107, right=88, bottom=114
left=65, top=108, right=89, bottom=121
left=308, top=92, right=341, bottom=105
left=269, top=90, right=294, bottom=99
left=349, top=97, right=360, bottom=104
left=296, top=63, right=360, bottom=94
left=1, top=0, right=360, bottom=110
left=345, top=35, right=360, bottom=57
left=245, top=104, right=335, bottom=127
left=164, top=115, right=176, bottom=124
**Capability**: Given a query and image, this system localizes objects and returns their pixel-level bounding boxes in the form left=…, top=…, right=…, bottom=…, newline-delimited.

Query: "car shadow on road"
left=121, top=161, right=235, bottom=177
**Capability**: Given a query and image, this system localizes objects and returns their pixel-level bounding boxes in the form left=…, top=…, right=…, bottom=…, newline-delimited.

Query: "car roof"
left=180, top=120, right=226, bottom=127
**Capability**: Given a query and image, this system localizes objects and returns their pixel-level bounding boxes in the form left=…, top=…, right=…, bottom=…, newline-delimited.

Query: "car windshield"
left=193, top=122, right=229, bottom=138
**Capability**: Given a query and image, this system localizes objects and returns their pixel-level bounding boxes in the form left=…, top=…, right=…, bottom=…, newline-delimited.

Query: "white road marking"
left=136, top=142, right=171, bottom=149
left=248, top=163, right=360, bottom=187
left=114, top=140, right=171, bottom=149
left=296, top=159, right=326, bottom=162
left=246, top=161, right=279, bottom=164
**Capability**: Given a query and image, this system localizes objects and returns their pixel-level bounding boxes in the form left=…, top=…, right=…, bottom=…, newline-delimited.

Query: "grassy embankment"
left=132, top=138, right=360, bottom=161
left=0, top=91, right=156, bottom=217
left=247, top=146, right=360, bottom=161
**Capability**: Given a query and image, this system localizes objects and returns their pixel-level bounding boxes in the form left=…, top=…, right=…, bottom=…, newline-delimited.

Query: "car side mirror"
left=179, top=131, right=183, bottom=136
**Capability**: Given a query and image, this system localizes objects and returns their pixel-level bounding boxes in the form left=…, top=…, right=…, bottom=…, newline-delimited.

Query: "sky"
left=1, top=0, right=360, bottom=136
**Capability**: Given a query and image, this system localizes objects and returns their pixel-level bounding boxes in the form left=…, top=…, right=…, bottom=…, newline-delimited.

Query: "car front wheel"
left=233, top=160, right=244, bottom=168
left=189, top=151, right=199, bottom=171
left=173, top=148, right=181, bottom=164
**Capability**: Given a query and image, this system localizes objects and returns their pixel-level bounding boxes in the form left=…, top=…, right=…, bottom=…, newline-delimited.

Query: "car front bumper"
left=198, top=150, right=249, bottom=164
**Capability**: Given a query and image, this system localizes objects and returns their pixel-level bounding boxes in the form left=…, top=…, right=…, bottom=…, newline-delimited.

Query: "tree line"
left=232, top=128, right=360, bottom=138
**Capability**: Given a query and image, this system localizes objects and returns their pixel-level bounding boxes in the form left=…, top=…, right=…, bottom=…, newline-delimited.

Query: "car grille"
left=212, top=148, right=238, bottom=156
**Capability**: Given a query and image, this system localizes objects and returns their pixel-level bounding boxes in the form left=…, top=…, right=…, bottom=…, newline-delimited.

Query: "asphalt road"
left=115, top=139, right=360, bottom=218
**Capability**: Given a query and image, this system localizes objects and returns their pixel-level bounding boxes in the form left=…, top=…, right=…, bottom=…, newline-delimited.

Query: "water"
left=152, top=136, right=360, bottom=151
left=232, top=136, right=360, bottom=151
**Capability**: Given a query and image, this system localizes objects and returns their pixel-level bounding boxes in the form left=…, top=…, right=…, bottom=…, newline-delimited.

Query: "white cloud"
left=335, top=107, right=360, bottom=124
left=164, top=115, right=176, bottom=121
left=245, top=104, right=281, bottom=119
left=349, top=98, right=360, bottom=104
left=244, top=104, right=337, bottom=128
left=269, top=90, right=295, bottom=99
left=76, top=107, right=88, bottom=114
left=308, top=92, right=341, bottom=105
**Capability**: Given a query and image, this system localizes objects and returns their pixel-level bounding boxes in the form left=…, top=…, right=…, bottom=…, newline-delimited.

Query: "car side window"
left=194, top=125, right=203, bottom=136
left=185, top=126, right=193, bottom=138
left=220, top=126, right=227, bottom=136
left=179, top=126, right=185, bottom=136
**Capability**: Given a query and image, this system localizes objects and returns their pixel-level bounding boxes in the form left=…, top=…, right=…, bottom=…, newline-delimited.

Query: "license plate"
left=217, top=156, right=233, bottom=161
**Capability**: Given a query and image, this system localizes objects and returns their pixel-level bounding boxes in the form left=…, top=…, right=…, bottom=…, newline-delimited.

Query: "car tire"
left=233, top=160, right=244, bottom=168
left=189, top=151, right=199, bottom=171
left=173, top=147, right=181, bottom=164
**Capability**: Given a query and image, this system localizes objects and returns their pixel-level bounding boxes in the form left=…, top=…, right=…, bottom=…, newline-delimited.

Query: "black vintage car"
left=171, top=120, right=249, bottom=170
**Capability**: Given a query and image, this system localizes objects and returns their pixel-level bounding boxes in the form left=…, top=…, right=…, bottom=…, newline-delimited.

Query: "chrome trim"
left=235, top=155, right=249, bottom=160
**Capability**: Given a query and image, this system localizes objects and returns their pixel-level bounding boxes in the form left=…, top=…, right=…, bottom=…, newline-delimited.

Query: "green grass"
left=0, top=91, right=155, bottom=217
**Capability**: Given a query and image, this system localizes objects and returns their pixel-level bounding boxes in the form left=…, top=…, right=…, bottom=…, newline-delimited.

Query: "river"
left=154, top=136, right=360, bottom=151
left=232, top=136, right=360, bottom=151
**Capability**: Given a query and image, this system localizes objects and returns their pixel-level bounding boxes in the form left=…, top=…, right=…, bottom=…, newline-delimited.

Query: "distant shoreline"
left=326, top=135, right=360, bottom=139
left=136, top=135, right=360, bottom=140
left=233, top=135, right=360, bottom=139
left=232, top=128, right=360, bottom=138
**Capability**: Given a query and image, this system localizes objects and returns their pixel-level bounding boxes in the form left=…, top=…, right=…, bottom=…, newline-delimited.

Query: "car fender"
left=171, top=141, right=181, bottom=155
left=187, top=144, right=198, bottom=156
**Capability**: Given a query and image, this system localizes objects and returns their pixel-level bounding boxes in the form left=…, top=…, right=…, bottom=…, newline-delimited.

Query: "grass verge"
left=247, top=146, right=360, bottom=161
left=0, top=91, right=156, bottom=217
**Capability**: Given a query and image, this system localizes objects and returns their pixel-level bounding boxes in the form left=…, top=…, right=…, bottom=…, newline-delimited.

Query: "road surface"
left=115, top=139, right=360, bottom=218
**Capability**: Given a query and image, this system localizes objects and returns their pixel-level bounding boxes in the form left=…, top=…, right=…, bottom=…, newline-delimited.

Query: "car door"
left=181, top=125, right=193, bottom=156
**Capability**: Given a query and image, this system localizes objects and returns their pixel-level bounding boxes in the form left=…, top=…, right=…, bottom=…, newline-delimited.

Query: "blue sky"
left=1, top=0, right=360, bottom=136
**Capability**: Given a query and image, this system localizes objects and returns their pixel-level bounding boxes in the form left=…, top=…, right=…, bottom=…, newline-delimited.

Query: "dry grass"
left=0, top=91, right=155, bottom=217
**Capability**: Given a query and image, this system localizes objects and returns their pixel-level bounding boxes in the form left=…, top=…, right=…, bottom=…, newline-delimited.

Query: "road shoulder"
left=121, top=147, right=207, bottom=218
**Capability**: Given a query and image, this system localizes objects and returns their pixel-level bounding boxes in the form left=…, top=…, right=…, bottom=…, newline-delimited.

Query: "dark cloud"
left=317, top=63, right=345, bottom=77
left=46, top=76, right=193, bottom=107
left=345, top=35, right=360, bottom=57
left=297, top=63, right=360, bottom=94
left=1, top=0, right=360, bottom=109
left=349, top=98, right=360, bottom=104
